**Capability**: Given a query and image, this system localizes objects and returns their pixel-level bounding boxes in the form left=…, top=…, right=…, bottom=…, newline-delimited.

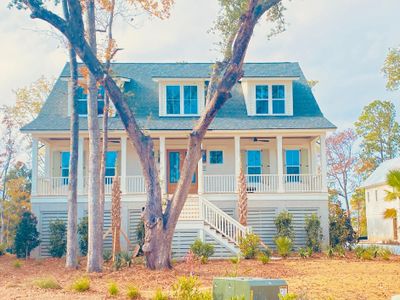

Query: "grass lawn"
left=0, top=253, right=399, bottom=299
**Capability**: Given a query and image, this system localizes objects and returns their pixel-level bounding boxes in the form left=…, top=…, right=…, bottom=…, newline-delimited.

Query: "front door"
left=167, top=150, right=198, bottom=194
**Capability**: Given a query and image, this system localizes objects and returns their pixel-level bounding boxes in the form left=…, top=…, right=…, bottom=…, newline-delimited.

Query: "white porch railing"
left=245, top=174, right=278, bottom=193
left=126, top=176, right=146, bottom=194
left=204, top=174, right=236, bottom=193
left=37, top=177, right=69, bottom=195
left=200, top=197, right=250, bottom=246
left=83, top=176, right=114, bottom=195
left=283, top=174, right=322, bottom=192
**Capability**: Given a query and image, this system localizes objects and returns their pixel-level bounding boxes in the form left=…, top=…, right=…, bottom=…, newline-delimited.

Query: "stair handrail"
left=199, top=196, right=251, bottom=246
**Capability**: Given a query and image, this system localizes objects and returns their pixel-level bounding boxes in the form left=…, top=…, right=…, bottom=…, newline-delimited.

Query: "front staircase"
left=178, top=196, right=251, bottom=256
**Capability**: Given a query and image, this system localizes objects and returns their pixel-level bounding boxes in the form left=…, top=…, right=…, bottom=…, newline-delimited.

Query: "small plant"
left=257, top=251, right=270, bottom=264
left=13, top=260, right=22, bottom=268
left=33, top=277, right=61, bottom=289
left=185, top=250, right=196, bottom=276
left=238, top=233, right=260, bottom=259
left=305, top=213, right=323, bottom=252
left=152, top=288, right=168, bottom=300
left=278, top=293, right=298, bottom=300
left=13, top=211, right=40, bottom=258
left=334, top=245, right=345, bottom=257
left=172, top=276, right=205, bottom=300
left=113, top=253, right=123, bottom=270
left=108, top=282, right=119, bottom=296
left=71, top=277, right=90, bottom=292
left=326, top=246, right=334, bottom=258
left=103, top=250, right=112, bottom=262
left=190, top=239, right=215, bottom=264
left=120, top=251, right=133, bottom=267
left=274, top=210, right=294, bottom=240
left=298, top=248, right=308, bottom=258
left=77, top=216, right=88, bottom=256
left=126, top=285, right=140, bottom=299
left=378, top=248, right=391, bottom=260
left=48, top=219, right=67, bottom=258
left=230, top=296, right=246, bottom=300
left=275, top=236, right=292, bottom=258
left=0, top=243, right=6, bottom=256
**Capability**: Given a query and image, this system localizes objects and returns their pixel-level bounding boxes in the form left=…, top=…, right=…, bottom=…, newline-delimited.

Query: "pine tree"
left=238, top=168, right=248, bottom=226
left=14, top=211, right=40, bottom=258
left=111, top=175, right=121, bottom=261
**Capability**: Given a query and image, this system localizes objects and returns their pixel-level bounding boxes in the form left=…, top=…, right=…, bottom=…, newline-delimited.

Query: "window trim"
left=272, top=85, right=286, bottom=114
left=255, top=85, right=269, bottom=115
left=252, top=83, right=287, bottom=116
left=164, top=84, right=200, bottom=116
left=209, top=150, right=224, bottom=165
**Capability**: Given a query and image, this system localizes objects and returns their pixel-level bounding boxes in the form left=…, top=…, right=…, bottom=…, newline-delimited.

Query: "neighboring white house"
left=362, top=158, right=400, bottom=242
left=22, top=62, right=336, bottom=258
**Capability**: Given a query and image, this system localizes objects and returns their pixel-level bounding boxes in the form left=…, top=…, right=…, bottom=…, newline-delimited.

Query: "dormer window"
left=166, top=84, right=198, bottom=115
left=255, top=85, right=268, bottom=114
left=77, top=86, right=105, bottom=116
left=272, top=85, right=285, bottom=114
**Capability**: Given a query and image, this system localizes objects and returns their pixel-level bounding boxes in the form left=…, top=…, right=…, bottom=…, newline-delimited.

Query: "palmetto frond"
left=384, top=190, right=400, bottom=202
left=383, top=208, right=398, bottom=219
left=386, top=170, right=400, bottom=189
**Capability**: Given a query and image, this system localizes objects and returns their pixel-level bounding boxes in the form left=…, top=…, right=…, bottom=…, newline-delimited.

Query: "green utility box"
left=213, top=277, right=288, bottom=300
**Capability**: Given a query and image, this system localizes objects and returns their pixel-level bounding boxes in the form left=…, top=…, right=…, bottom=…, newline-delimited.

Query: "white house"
left=362, top=157, right=400, bottom=242
left=22, top=62, right=335, bottom=258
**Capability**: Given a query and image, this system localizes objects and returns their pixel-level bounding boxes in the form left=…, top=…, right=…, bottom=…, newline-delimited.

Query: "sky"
left=0, top=0, right=399, bottom=130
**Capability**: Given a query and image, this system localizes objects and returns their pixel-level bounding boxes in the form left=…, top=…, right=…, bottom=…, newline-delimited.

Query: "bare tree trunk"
left=238, top=168, right=248, bottom=226
left=0, top=207, right=4, bottom=244
left=85, top=0, right=103, bottom=273
left=111, top=175, right=121, bottom=261
left=62, top=0, right=79, bottom=270
left=393, top=217, right=398, bottom=241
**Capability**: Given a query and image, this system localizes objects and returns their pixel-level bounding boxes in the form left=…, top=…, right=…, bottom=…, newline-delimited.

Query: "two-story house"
left=22, top=62, right=335, bottom=258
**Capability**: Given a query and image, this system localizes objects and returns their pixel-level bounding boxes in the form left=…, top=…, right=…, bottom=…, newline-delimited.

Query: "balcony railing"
left=36, top=173, right=324, bottom=196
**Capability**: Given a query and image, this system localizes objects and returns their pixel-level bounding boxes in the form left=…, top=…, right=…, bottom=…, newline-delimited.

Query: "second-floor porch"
left=31, top=130, right=328, bottom=197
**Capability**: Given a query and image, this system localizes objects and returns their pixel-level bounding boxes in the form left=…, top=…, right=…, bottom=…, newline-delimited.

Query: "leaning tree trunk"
left=85, top=0, right=103, bottom=273
left=111, top=175, right=121, bottom=261
left=63, top=0, right=80, bottom=269
left=238, top=168, right=248, bottom=226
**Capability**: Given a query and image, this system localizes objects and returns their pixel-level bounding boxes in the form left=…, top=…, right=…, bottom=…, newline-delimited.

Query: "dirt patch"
left=0, top=254, right=399, bottom=299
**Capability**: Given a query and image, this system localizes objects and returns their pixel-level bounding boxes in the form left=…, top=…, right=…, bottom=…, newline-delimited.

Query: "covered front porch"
left=31, top=130, right=328, bottom=197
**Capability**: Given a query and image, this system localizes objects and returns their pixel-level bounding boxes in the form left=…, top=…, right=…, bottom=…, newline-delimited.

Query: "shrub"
left=230, top=296, right=246, bottom=300
left=305, top=214, right=323, bottom=252
left=103, top=250, right=112, bottom=262
left=329, top=203, right=356, bottom=248
left=13, top=211, right=40, bottom=258
left=275, top=236, right=292, bottom=258
left=71, top=277, right=90, bottom=292
left=77, top=217, right=88, bottom=256
left=274, top=211, right=294, bottom=240
left=13, top=260, right=22, bottom=268
left=326, top=246, right=334, bottom=258
left=378, top=248, right=391, bottom=260
left=0, top=243, right=6, bottom=256
left=108, top=282, right=119, bottom=296
left=298, top=248, right=307, bottom=258
left=238, top=233, right=260, bottom=259
left=126, top=285, right=140, bottom=299
left=334, top=245, right=345, bottom=257
left=152, top=288, right=168, bottom=300
left=278, top=293, right=298, bottom=300
left=172, top=276, right=207, bottom=300
left=33, top=277, right=61, bottom=289
left=48, top=219, right=67, bottom=258
left=257, top=251, right=270, bottom=264
left=190, top=239, right=215, bottom=263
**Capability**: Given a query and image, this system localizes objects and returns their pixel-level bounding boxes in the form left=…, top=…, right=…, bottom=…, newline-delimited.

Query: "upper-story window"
left=255, top=85, right=268, bottom=114
left=77, top=86, right=105, bottom=116
left=272, top=85, right=285, bottom=114
left=105, top=151, right=117, bottom=177
left=166, top=85, right=198, bottom=115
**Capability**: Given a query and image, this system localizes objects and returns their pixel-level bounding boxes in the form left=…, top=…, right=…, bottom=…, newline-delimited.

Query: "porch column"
left=320, top=133, right=328, bottom=192
left=31, top=137, right=38, bottom=196
left=198, top=144, right=204, bottom=194
left=77, top=137, right=84, bottom=193
left=121, top=136, right=127, bottom=193
left=310, top=137, right=318, bottom=174
left=159, top=136, right=167, bottom=195
left=44, top=142, right=51, bottom=177
left=234, top=136, right=241, bottom=192
left=276, top=135, right=284, bottom=193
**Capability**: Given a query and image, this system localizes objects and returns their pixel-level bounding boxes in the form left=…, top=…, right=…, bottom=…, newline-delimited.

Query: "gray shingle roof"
left=21, top=62, right=336, bottom=132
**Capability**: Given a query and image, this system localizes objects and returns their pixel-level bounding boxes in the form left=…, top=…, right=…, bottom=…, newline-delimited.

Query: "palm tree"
left=384, top=170, right=400, bottom=241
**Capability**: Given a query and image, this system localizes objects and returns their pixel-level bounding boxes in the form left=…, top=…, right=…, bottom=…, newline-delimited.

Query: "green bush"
left=71, top=277, right=90, bottom=292
left=77, top=217, right=88, bottom=256
left=0, top=243, right=6, bottom=256
left=334, top=245, right=345, bottom=257
left=190, top=239, right=215, bottom=263
left=172, top=276, right=210, bottom=300
left=305, top=213, right=323, bottom=252
left=113, top=251, right=133, bottom=270
left=108, top=282, right=119, bottom=296
left=103, top=250, right=112, bottom=262
left=13, top=260, right=22, bottom=268
left=329, top=203, right=356, bottom=248
left=274, top=211, right=294, bottom=240
left=238, top=233, right=260, bottom=259
left=48, top=219, right=67, bottom=258
left=355, top=246, right=391, bottom=261
left=275, top=236, right=292, bottom=258
left=152, top=288, right=168, bottom=300
left=326, top=246, right=334, bottom=258
left=298, top=247, right=311, bottom=259
left=278, top=293, right=298, bottom=300
left=378, top=248, right=391, bottom=260
left=13, top=211, right=40, bottom=258
left=257, top=251, right=270, bottom=264
left=127, top=285, right=140, bottom=299
left=33, top=277, right=61, bottom=289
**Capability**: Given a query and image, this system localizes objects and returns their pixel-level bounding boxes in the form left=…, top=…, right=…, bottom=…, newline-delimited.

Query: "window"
left=77, top=86, right=105, bottom=115
left=286, top=150, right=300, bottom=175
left=209, top=150, right=223, bottom=164
left=169, top=152, right=180, bottom=183
left=165, top=84, right=198, bottom=115
left=105, top=151, right=117, bottom=177
left=166, top=85, right=180, bottom=114
left=247, top=150, right=262, bottom=175
left=184, top=86, right=198, bottom=114
left=61, top=152, right=70, bottom=185
left=272, top=85, right=285, bottom=114
left=255, top=85, right=268, bottom=114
